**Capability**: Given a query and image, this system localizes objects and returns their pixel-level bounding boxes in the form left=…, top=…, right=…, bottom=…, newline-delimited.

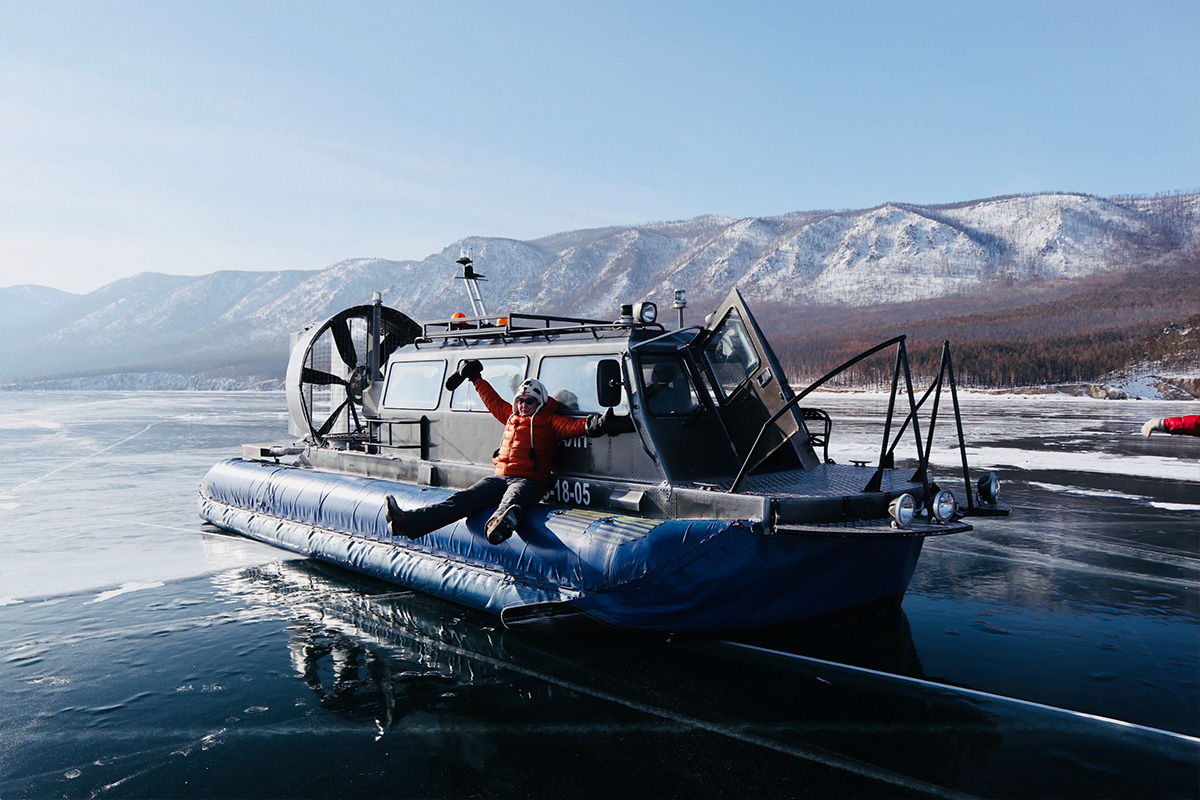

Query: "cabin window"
left=450, top=357, right=528, bottom=411
left=637, top=356, right=702, bottom=417
left=382, top=360, right=446, bottom=409
left=702, top=309, right=761, bottom=399
left=537, top=355, right=630, bottom=415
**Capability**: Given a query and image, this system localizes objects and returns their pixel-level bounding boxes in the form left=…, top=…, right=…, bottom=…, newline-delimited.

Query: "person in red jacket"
left=1141, top=414, right=1200, bottom=438
left=385, top=359, right=629, bottom=544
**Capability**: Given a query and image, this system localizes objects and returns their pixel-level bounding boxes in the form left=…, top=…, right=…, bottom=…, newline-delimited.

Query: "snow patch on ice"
left=88, top=581, right=166, bottom=604
left=1026, top=482, right=1148, bottom=502
left=1149, top=502, right=1200, bottom=512
left=0, top=417, right=63, bottom=431
left=1027, top=482, right=1199, bottom=512
left=929, top=446, right=1200, bottom=483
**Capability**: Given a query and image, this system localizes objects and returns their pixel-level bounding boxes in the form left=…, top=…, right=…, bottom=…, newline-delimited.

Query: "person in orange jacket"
left=1141, top=414, right=1200, bottom=438
left=385, top=359, right=630, bottom=544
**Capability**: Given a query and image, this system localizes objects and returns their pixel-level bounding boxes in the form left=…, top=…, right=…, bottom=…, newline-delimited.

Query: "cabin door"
left=694, top=288, right=817, bottom=474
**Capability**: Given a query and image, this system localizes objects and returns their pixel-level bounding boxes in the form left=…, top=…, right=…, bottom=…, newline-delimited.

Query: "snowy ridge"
left=1, top=191, right=1195, bottom=386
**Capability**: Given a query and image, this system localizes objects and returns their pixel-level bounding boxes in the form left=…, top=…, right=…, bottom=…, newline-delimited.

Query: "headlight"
left=633, top=301, right=658, bottom=324
left=888, top=493, right=915, bottom=528
left=931, top=489, right=957, bottom=523
left=977, top=472, right=1000, bottom=505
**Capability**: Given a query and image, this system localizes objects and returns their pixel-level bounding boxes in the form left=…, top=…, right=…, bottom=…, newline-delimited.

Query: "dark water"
left=1, top=391, right=1197, bottom=798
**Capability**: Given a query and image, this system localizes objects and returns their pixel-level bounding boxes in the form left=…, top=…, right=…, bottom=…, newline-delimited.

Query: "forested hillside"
left=764, top=244, right=1198, bottom=391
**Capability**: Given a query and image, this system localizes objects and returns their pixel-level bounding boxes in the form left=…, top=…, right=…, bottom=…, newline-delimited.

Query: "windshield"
left=638, top=355, right=701, bottom=416
left=702, top=309, right=761, bottom=399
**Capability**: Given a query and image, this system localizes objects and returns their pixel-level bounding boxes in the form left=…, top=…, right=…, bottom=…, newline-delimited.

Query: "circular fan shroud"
left=285, top=305, right=421, bottom=443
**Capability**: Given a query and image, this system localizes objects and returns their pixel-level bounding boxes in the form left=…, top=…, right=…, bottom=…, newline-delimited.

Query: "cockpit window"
left=537, top=355, right=629, bottom=415
left=382, top=360, right=446, bottom=409
left=638, top=356, right=701, bottom=416
left=702, top=309, right=761, bottom=399
left=450, top=357, right=528, bottom=410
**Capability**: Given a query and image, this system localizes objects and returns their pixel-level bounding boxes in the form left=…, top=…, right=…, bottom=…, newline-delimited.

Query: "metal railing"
left=730, top=338, right=978, bottom=514
left=419, top=312, right=660, bottom=345
left=366, top=415, right=431, bottom=460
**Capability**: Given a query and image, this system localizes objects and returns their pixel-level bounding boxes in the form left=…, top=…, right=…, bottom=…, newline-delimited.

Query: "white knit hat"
left=516, top=378, right=547, bottom=410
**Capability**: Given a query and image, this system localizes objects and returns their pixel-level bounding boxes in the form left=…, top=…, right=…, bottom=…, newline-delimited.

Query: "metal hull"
left=199, top=458, right=924, bottom=634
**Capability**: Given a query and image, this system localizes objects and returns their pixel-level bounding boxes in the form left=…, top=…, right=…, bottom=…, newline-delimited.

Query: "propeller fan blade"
left=301, top=367, right=348, bottom=387
left=316, top=397, right=351, bottom=437
left=331, top=318, right=358, bottom=370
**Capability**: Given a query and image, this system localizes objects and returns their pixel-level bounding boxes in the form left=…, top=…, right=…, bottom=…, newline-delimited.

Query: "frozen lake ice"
left=0, top=390, right=1196, bottom=798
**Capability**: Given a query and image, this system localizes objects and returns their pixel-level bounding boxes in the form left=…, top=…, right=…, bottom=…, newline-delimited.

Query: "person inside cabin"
left=552, top=389, right=579, bottom=412
left=1140, top=414, right=1200, bottom=438
left=384, top=359, right=632, bottom=545
left=643, top=360, right=699, bottom=416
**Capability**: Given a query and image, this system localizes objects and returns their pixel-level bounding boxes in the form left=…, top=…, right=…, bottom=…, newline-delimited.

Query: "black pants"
left=404, top=475, right=545, bottom=538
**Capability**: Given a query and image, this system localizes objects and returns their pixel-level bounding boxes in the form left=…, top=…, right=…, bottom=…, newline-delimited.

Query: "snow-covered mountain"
left=0, top=284, right=79, bottom=333
left=2, top=191, right=1196, bottom=385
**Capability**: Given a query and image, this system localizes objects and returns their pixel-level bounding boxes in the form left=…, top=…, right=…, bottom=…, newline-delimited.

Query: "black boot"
left=485, top=504, right=520, bottom=545
left=385, top=495, right=423, bottom=540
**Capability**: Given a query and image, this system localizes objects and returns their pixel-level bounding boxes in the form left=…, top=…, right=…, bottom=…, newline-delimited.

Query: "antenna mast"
left=455, top=250, right=488, bottom=319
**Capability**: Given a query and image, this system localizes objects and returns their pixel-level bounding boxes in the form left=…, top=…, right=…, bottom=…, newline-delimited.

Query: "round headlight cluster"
left=977, top=472, right=1000, bottom=505
left=888, top=493, right=915, bottom=528
left=931, top=489, right=957, bottom=523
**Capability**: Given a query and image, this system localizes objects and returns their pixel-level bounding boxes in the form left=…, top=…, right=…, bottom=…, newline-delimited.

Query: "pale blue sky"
left=2, top=0, right=1197, bottom=292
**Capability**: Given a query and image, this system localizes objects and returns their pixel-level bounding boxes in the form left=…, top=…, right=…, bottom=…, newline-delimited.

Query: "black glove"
left=445, top=359, right=483, bottom=391
left=585, top=411, right=604, bottom=436
left=586, top=408, right=635, bottom=437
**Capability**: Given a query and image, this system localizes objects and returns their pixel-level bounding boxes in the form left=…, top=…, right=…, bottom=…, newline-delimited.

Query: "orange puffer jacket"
left=474, top=377, right=589, bottom=484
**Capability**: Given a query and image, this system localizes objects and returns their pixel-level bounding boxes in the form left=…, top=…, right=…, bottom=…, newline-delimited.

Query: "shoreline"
left=2, top=383, right=1197, bottom=401
left=1, top=367, right=1197, bottom=401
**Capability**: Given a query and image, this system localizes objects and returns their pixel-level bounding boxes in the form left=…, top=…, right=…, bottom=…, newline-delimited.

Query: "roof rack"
left=418, top=312, right=663, bottom=344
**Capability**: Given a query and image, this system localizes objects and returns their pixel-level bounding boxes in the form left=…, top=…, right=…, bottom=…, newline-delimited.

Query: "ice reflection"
left=286, top=625, right=467, bottom=741
left=217, top=561, right=511, bottom=739
left=220, top=561, right=1198, bottom=800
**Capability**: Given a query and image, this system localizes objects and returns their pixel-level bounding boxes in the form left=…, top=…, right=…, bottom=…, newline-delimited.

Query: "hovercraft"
left=199, top=256, right=1008, bottom=634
